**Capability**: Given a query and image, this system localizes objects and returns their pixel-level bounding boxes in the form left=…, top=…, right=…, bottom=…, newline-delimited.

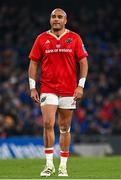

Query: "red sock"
left=45, top=147, right=54, bottom=154
left=60, top=151, right=69, bottom=157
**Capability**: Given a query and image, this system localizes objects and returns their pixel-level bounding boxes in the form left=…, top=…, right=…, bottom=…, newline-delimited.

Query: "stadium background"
left=0, top=0, right=121, bottom=158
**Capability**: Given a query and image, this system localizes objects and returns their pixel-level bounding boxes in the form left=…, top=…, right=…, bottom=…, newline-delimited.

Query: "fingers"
left=73, top=92, right=78, bottom=101
left=73, top=93, right=79, bottom=101
left=35, top=93, right=40, bottom=103
left=73, top=89, right=83, bottom=101
left=73, top=96, right=78, bottom=101
left=31, top=90, right=40, bottom=103
left=32, top=96, right=40, bottom=103
left=33, top=95, right=40, bottom=103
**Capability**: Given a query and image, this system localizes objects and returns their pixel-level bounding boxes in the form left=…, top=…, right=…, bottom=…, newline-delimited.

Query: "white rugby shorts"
left=40, top=93, right=76, bottom=109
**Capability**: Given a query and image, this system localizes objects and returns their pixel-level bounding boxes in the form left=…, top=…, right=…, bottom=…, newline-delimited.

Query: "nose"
left=54, top=16, right=59, bottom=21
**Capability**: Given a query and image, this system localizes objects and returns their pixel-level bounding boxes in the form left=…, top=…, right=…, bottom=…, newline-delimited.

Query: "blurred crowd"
left=0, top=1, right=121, bottom=140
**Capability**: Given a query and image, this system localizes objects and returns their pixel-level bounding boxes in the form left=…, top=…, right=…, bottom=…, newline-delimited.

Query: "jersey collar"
left=47, top=29, right=69, bottom=40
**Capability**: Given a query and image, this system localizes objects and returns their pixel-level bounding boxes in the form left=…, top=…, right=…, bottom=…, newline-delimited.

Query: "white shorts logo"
left=41, top=96, right=46, bottom=103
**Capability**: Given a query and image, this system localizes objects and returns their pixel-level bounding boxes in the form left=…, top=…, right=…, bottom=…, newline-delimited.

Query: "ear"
left=65, top=18, right=67, bottom=25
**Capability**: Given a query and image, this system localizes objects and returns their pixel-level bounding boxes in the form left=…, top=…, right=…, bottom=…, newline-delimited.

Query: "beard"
left=53, top=27, right=60, bottom=31
left=52, top=24, right=63, bottom=31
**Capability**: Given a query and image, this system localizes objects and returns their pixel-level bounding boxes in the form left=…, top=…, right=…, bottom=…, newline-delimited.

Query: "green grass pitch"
left=0, top=156, right=121, bottom=179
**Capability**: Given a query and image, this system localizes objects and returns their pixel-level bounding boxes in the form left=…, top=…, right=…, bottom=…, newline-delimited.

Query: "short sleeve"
left=75, top=35, right=88, bottom=61
left=29, top=36, right=42, bottom=62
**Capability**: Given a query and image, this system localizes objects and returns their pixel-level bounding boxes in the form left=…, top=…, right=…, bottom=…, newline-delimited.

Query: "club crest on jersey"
left=56, top=44, right=61, bottom=48
left=65, top=38, right=73, bottom=44
left=41, top=96, right=46, bottom=102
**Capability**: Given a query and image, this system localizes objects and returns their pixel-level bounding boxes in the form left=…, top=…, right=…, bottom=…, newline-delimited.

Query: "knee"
left=44, top=121, right=53, bottom=130
left=60, top=126, right=70, bottom=134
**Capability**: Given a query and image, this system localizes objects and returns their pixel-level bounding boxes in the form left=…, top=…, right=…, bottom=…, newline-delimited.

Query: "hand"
left=73, top=86, right=84, bottom=101
left=30, top=89, right=40, bottom=103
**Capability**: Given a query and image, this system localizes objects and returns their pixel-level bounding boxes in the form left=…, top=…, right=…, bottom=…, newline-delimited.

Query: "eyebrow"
left=51, top=14, right=63, bottom=17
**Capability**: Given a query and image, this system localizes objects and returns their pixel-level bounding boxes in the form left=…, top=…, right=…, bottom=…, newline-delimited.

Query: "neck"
left=50, top=28, right=66, bottom=36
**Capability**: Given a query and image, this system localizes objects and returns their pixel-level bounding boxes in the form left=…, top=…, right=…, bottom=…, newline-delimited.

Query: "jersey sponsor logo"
left=45, top=49, right=72, bottom=53
left=65, top=38, right=73, bottom=44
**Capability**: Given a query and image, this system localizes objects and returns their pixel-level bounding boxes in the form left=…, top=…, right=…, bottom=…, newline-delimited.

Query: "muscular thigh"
left=41, top=105, right=57, bottom=127
left=58, top=109, right=73, bottom=128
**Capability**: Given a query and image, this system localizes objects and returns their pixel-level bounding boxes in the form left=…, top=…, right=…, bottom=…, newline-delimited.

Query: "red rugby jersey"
left=29, top=29, right=88, bottom=96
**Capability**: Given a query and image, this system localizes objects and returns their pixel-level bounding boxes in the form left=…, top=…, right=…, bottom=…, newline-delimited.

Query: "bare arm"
left=28, top=60, right=38, bottom=80
left=73, top=57, right=88, bottom=100
left=28, top=60, right=40, bottom=103
left=79, top=57, right=88, bottom=79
